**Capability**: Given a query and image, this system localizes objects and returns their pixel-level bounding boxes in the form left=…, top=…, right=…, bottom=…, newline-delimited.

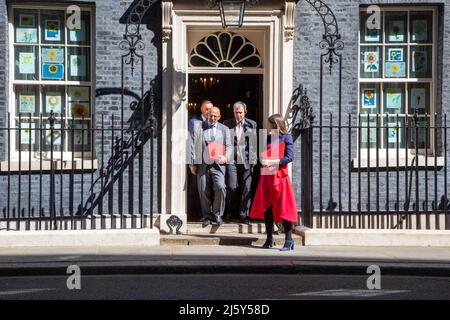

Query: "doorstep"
left=160, top=233, right=303, bottom=246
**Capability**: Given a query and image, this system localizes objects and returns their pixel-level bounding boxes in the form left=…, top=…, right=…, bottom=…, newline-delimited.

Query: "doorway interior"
left=187, top=73, right=263, bottom=220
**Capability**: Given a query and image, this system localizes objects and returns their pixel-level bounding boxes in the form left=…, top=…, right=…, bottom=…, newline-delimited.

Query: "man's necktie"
left=236, top=122, right=243, bottom=141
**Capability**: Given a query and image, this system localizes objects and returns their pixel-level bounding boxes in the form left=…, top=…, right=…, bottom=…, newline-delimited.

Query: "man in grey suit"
left=187, top=100, right=213, bottom=220
left=190, top=107, right=232, bottom=227
left=223, top=101, right=258, bottom=224
left=188, top=100, right=212, bottom=137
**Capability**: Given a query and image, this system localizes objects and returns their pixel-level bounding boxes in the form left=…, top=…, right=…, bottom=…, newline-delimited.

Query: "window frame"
left=358, top=6, right=438, bottom=158
left=8, top=3, right=96, bottom=161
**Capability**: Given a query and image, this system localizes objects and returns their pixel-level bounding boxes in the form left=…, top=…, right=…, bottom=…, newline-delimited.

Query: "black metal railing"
left=299, top=110, right=450, bottom=230
left=0, top=109, right=156, bottom=231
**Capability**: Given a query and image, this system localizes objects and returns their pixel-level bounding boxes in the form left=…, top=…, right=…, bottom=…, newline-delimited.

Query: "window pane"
left=408, top=83, right=430, bottom=115
left=68, top=47, right=90, bottom=81
left=359, top=115, right=380, bottom=149
left=384, top=83, right=405, bottom=114
left=68, top=12, right=91, bottom=45
left=41, top=11, right=65, bottom=44
left=360, top=46, right=382, bottom=78
left=69, top=120, right=91, bottom=153
left=383, top=116, right=406, bottom=149
left=385, top=12, right=407, bottom=43
left=68, top=86, right=90, bottom=118
left=385, top=46, right=407, bottom=78
left=360, top=83, right=380, bottom=114
left=16, top=120, right=39, bottom=152
left=360, top=11, right=382, bottom=44
left=15, top=46, right=39, bottom=80
left=42, top=85, right=65, bottom=116
left=14, top=9, right=38, bottom=44
left=15, top=85, right=39, bottom=116
left=410, top=11, right=433, bottom=43
left=410, top=46, right=432, bottom=78
left=41, top=47, right=65, bottom=81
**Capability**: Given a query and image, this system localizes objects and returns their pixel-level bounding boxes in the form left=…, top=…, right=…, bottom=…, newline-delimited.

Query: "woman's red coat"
left=250, top=141, right=298, bottom=223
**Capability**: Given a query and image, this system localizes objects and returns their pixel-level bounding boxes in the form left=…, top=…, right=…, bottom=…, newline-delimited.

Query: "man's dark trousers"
left=226, top=163, right=253, bottom=220
left=223, top=117, right=257, bottom=220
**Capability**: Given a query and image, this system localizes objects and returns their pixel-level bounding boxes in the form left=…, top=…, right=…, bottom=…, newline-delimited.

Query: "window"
left=9, top=4, right=93, bottom=157
left=189, top=31, right=262, bottom=68
left=359, top=7, right=436, bottom=153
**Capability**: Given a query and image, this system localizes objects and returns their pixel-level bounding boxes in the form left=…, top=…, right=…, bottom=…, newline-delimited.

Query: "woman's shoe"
left=280, top=240, right=295, bottom=251
left=262, top=238, right=275, bottom=248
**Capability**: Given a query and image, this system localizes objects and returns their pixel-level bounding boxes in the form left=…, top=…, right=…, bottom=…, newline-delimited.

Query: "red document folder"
left=260, top=142, right=285, bottom=175
left=260, top=142, right=285, bottom=161
left=207, top=142, right=225, bottom=161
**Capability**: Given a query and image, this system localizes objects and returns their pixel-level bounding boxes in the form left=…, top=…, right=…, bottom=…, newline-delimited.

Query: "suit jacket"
left=223, top=117, right=258, bottom=169
left=188, top=115, right=206, bottom=137
left=191, top=121, right=233, bottom=175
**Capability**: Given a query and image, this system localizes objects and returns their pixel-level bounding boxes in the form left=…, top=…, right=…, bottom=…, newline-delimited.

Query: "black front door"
left=187, top=73, right=263, bottom=220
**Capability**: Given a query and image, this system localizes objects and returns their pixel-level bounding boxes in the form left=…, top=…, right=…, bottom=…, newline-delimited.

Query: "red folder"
left=207, top=142, right=225, bottom=161
left=260, top=141, right=285, bottom=161
left=260, top=142, right=285, bottom=175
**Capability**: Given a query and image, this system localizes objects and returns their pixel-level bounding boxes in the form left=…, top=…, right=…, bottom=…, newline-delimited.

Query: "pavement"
left=0, top=245, right=449, bottom=277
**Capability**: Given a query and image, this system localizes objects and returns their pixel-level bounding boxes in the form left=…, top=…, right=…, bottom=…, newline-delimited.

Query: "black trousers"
left=226, top=164, right=253, bottom=219
left=264, top=207, right=293, bottom=241
left=188, top=170, right=203, bottom=219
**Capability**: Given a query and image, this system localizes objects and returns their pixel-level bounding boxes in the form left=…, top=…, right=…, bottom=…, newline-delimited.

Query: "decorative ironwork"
left=288, top=84, right=315, bottom=141
left=120, top=0, right=159, bottom=75
left=189, top=31, right=262, bottom=68
left=304, top=0, right=344, bottom=74
left=304, top=0, right=339, bottom=37
left=166, top=215, right=183, bottom=235
left=76, top=84, right=158, bottom=216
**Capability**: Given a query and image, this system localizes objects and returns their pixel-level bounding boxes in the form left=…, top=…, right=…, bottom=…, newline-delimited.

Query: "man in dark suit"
left=223, top=101, right=258, bottom=224
left=188, top=100, right=213, bottom=220
left=190, top=107, right=232, bottom=227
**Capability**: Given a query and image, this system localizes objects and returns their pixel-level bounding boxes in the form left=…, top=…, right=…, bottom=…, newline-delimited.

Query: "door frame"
left=186, top=72, right=264, bottom=219
left=159, top=3, right=296, bottom=232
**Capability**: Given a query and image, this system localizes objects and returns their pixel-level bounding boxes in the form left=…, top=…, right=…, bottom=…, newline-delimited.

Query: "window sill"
left=0, top=159, right=98, bottom=174
left=352, top=155, right=445, bottom=171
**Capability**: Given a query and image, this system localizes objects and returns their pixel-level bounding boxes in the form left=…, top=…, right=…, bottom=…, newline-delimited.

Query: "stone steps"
left=160, top=233, right=303, bottom=246
left=161, top=222, right=303, bottom=246
left=186, top=221, right=280, bottom=234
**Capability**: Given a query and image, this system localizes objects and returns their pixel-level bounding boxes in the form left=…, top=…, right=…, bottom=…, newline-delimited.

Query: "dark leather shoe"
left=215, top=216, right=223, bottom=226
left=202, top=219, right=211, bottom=228
left=262, top=238, right=275, bottom=248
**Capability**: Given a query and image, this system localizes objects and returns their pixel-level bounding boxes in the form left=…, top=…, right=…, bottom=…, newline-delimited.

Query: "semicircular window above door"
left=189, top=31, right=262, bottom=68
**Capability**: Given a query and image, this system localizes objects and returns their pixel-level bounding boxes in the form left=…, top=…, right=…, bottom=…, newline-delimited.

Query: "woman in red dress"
left=249, top=114, right=298, bottom=251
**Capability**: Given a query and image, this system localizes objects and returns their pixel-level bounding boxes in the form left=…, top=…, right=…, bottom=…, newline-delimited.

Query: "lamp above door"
left=207, top=0, right=259, bottom=29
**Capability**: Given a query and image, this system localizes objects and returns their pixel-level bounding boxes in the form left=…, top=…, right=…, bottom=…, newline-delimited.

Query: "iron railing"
left=297, top=108, right=450, bottom=230
left=0, top=109, right=156, bottom=231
